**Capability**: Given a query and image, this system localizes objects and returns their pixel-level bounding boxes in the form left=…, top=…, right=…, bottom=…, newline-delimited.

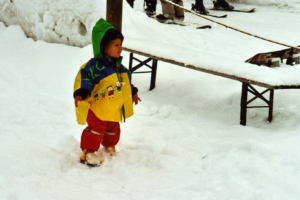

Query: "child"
left=73, top=18, right=141, bottom=166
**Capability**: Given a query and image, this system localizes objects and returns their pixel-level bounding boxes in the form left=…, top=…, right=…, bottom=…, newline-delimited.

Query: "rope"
left=162, top=0, right=300, bottom=50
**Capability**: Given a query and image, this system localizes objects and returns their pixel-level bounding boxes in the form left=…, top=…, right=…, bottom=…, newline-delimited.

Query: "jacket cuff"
left=131, top=84, right=138, bottom=96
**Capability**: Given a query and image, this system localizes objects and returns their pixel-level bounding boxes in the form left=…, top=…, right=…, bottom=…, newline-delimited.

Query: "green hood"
left=92, top=18, right=115, bottom=58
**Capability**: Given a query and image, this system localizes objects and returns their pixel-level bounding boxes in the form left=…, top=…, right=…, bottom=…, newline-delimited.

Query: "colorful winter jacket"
left=73, top=18, right=135, bottom=123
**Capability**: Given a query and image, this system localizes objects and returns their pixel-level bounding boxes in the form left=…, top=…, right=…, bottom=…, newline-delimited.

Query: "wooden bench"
left=123, top=47, right=300, bottom=126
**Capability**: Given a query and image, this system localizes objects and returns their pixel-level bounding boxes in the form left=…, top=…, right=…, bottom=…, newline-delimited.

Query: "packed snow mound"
left=0, top=0, right=106, bottom=47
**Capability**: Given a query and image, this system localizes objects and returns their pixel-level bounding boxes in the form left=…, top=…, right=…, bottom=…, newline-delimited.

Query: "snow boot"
left=80, top=151, right=103, bottom=166
left=213, top=0, right=234, bottom=11
left=145, top=0, right=156, bottom=16
left=191, top=4, right=209, bottom=15
left=104, top=146, right=116, bottom=156
left=156, top=14, right=174, bottom=23
left=174, top=15, right=184, bottom=22
left=145, top=9, right=156, bottom=16
left=79, top=151, right=86, bottom=163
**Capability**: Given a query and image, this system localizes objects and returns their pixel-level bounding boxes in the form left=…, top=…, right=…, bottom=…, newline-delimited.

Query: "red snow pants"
left=80, top=110, right=120, bottom=153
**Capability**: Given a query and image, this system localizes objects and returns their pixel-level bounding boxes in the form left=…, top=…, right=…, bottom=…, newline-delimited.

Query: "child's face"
left=105, top=38, right=122, bottom=58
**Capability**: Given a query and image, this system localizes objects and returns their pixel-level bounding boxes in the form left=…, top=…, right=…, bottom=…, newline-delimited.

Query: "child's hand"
left=132, top=94, right=141, bottom=105
left=75, top=96, right=82, bottom=107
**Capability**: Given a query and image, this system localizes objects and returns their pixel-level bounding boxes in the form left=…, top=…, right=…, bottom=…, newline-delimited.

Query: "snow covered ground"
left=1, top=0, right=300, bottom=200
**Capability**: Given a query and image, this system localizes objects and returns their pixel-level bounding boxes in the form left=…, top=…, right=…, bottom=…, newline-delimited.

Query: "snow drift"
left=0, top=0, right=107, bottom=47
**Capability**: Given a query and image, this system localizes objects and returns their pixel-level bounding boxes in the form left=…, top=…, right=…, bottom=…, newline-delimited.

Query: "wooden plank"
left=123, top=47, right=300, bottom=89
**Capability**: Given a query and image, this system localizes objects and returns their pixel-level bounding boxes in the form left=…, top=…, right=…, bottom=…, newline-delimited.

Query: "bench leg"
left=240, top=82, right=248, bottom=126
left=129, top=53, right=133, bottom=82
left=128, top=52, right=158, bottom=90
left=150, top=59, right=157, bottom=91
left=268, top=89, right=274, bottom=122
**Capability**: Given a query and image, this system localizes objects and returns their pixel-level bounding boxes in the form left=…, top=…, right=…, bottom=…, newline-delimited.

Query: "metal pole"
left=106, top=0, right=123, bottom=32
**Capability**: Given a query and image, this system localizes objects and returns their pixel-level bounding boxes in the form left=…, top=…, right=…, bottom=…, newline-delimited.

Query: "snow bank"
left=121, top=2, right=300, bottom=87
left=0, top=0, right=106, bottom=47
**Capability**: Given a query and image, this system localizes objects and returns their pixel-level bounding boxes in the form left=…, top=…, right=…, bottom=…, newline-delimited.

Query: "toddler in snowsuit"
left=73, top=18, right=141, bottom=166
